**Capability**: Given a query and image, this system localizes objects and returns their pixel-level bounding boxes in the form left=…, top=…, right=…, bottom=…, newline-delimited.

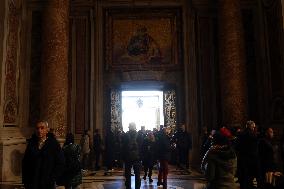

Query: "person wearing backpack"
left=122, top=122, right=141, bottom=189
left=57, top=133, right=82, bottom=189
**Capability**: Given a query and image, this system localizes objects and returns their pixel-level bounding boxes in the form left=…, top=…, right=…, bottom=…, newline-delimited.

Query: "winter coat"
left=93, top=133, right=102, bottom=152
left=122, top=130, right=140, bottom=162
left=141, top=138, right=156, bottom=167
left=105, top=131, right=115, bottom=167
left=80, top=134, right=90, bottom=155
left=57, top=143, right=82, bottom=187
left=235, top=130, right=259, bottom=177
left=258, top=137, right=277, bottom=174
left=22, top=135, right=65, bottom=189
left=204, top=145, right=238, bottom=189
left=174, top=130, right=192, bottom=151
left=156, top=132, right=171, bottom=161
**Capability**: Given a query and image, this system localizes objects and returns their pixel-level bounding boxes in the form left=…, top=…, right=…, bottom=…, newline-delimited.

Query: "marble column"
left=218, top=0, right=248, bottom=127
left=282, top=0, right=284, bottom=28
left=41, top=0, right=69, bottom=136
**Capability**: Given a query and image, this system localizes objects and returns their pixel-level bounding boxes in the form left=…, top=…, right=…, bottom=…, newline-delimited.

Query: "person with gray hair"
left=22, top=120, right=65, bottom=189
left=235, top=120, right=259, bottom=189
left=122, top=122, right=141, bottom=189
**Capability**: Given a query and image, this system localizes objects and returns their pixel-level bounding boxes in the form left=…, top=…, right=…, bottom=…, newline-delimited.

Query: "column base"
left=0, top=129, right=27, bottom=182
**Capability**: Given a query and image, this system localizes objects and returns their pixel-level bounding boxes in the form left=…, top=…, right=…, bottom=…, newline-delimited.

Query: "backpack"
left=125, top=131, right=139, bottom=161
left=64, top=144, right=81, bottom=175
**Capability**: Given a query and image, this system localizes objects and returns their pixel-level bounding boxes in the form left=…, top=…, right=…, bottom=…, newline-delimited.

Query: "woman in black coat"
left=141, top=131, right=156, bottom=182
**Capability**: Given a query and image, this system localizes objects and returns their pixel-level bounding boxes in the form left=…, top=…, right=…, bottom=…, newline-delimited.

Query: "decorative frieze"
left=3, top=0, right=22, bottom=126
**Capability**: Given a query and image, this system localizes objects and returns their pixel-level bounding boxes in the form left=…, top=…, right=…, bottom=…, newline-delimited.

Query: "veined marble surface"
left=0, top=166, right=207, bottom=189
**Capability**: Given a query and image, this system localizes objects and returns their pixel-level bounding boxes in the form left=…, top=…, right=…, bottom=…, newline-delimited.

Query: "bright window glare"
left=122, top=91, right=164, bottom=132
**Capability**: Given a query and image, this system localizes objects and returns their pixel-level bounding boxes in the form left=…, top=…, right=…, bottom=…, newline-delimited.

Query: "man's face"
left=36, top=122, right=49, bottom=139
left=249, top=123, right=257, bottom=132
left=181, top=124, right=185, bottom=131
left=165, top=127, right=171, bottom=135
left=266, top=128, right=274, bottom=139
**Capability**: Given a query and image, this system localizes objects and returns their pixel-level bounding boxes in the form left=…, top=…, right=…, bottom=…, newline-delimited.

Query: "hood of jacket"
left=207, top=145, right=237, bottom=169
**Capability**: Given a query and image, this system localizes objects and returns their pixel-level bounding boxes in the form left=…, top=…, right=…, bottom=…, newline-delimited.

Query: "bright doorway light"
left=122, top=91, right=164, bottom=132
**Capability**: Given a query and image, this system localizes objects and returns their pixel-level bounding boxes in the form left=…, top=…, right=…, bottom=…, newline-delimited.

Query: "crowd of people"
left=92, top=122, right=192, bottom=189
left=21, top=119, right=284, bottom=189
left=21, top=120, right=192, bottom=189
left=201, top=121, right=284, bottom=189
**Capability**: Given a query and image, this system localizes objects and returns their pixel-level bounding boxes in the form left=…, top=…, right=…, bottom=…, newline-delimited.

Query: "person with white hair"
left=128, top=122, right=137, bottom=131
left=22, top=120, right=65, bottom=189
left=121, top=122, right=141, bottom=189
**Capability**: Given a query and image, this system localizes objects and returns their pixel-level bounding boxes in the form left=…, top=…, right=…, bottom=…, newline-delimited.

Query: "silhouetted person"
left=201, top=131, right=238, bottom=189
left=258, top=127, right=282, bottom=189
left=104, top=128, right=115, bottom=175
left=57, top=133, right=82, bottom=189
left=93, top=129, right=102, bottom=170
left=173, top=123, right=192, bottom=171
left=157, top=127, right=171, bottom=189
left=235, top=120, right=259, bottom=189
left=122, top=122, right=141, bottom=189
left=141, top=131, right=156, bottom=183
left=80, top=130, right=91, bottom=170
left=201, top=129, right=216, bottom=160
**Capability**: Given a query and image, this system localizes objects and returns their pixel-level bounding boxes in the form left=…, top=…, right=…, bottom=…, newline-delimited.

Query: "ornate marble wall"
left=261, top=0, right=284, bottom=125
left=0, top=0, right=5, bottom=108
left=2, top=0, right=22, bottom=127
left=282, top=0, right=284, bottom=27
left=0, top=0, right=28, bottom=182
left=0, top=1, right=280, bottom=182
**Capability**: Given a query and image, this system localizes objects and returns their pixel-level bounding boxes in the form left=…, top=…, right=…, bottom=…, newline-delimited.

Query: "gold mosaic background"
left=112, top=18, right=175, bottom=65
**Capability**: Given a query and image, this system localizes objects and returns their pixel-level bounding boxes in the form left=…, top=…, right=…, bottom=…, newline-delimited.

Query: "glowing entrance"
left=121, top=91, right=164, bottom=132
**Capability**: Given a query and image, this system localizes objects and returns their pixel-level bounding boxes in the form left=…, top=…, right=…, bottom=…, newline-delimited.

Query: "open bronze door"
left=163, top=89, right=177, bottom=129
left=110, top=89, right=122, bottom=132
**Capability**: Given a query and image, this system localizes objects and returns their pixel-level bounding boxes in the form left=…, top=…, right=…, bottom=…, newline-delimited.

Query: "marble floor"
left=0, top=166, right=207, bottom=189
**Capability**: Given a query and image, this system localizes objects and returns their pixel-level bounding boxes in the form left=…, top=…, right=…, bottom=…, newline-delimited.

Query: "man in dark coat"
left=104, top=128, right=115, bottom=175
left=122, top=122, right=141, bottom=189
left=258, top=127, right=282, bottom=189
left=93, top=129, right=102, bottom=170
left=174, top=123, right=192, bottom=171
left=235, top=120, right=259, bottom=189
left=22, top=120, right=65, bottom=189
left=156, top=127, right=172, bottom=189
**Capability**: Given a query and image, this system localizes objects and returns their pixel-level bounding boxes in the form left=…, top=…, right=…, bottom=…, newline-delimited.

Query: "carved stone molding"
left=3, top=0, right=22, bottom=126
left=121, top=70, right=165, bottom=81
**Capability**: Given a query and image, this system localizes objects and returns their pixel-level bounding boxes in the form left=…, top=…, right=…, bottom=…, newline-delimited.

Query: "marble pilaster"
left=218, top=0, right=248, bottom=127
left=282, top=0, right=284, bottom=28
left=0, top=0, right=27, bottom=182
left=41, top=0, right=69, bottom=136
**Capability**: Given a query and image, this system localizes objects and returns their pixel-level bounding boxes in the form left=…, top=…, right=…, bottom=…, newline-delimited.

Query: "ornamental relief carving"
left=3, top=0, right=22, bottom=126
